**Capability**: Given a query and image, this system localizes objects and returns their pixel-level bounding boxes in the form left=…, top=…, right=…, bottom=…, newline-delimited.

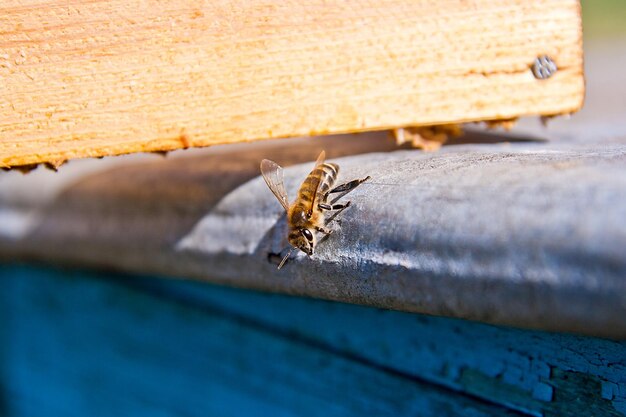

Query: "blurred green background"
left=582, top=0, right=626, bottom=38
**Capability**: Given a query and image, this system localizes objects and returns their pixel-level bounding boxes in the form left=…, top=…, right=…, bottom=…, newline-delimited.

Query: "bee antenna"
left=277, top=248, right=294, bottom=270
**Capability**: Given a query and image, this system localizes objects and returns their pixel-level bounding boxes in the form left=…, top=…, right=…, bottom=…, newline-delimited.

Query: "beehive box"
left=1, top=0, right=584, bottom=168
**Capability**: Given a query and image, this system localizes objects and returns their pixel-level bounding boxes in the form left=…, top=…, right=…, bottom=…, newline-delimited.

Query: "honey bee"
left=261, top=151, right=370, bottom=269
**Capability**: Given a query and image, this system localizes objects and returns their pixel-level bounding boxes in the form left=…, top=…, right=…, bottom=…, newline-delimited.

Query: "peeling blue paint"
left=1, top=264, right=625, bottom=417
left=532, top=382, right=554, bottom=402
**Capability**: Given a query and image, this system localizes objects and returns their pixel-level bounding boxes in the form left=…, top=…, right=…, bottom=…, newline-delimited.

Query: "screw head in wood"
left=532, top=55, right=557, bottom=80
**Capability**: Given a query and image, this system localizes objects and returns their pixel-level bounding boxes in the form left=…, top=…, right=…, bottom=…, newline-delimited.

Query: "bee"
left=261, top=150, right=370, bottom=269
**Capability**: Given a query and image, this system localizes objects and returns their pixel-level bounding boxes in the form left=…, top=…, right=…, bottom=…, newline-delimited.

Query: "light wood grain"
left=0, top=0, right=583, bottom=167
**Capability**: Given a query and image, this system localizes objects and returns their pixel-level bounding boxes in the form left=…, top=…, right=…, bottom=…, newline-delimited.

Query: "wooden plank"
left=0, top=265, right=524, bottom=417
left=0, top=0, right=584, bottom=168
left=139, top=275, right=626, bottom=417
left=1, top=264, right=625, bottom=416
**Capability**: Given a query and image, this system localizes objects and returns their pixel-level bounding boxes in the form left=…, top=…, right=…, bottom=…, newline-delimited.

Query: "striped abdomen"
left=289, top=162, right=339, bottom=229
left=296, top=162, right=339, bottom=208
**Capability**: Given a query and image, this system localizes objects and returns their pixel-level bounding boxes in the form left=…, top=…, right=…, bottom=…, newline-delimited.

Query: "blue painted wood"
left=0, top=264, right=520, bottom=417
left=138, top=273, right=626, bottom=416
left=1, top=264, right=625, bottom=416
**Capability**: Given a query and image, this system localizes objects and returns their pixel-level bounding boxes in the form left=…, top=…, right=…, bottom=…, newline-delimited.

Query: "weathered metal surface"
left=176, top=139, right=626, bottom=337
left=0, top=133, right=624, bottom=338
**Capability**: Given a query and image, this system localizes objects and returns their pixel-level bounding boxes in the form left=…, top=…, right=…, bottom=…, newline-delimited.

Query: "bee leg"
left=323, top=203, right=350, bottom=228
left=316, top=226, right=334, bottom=246
left=318, top=201, right=350, bottom=211
left=327, top=176, right=370, bottom=194
left=276, top=247, right=294, bottom=270
left=325, top=176, right=371, bottom=203
left=315, top=226, right=333, bottom=235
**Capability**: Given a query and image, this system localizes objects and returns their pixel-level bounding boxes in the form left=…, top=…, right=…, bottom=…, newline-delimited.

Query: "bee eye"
left=302, top=229, right=313, bottom=241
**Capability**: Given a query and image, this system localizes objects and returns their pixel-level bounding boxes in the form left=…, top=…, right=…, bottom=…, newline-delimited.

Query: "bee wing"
left=307, top=150, right=326, bottom=216
left=260, top=159, right=290, bottom=211
left=314, top=150, right=326, bottom=168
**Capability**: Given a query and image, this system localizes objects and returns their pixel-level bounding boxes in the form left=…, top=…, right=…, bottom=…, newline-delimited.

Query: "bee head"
left=288, top=228, right=315, bottom=256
